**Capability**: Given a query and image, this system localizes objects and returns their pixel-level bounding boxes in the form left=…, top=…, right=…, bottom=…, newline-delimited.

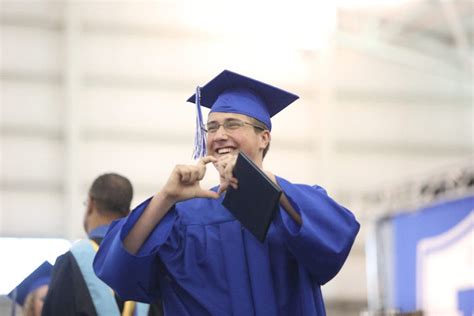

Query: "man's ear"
left=86, top=196, right=95, bottom=215
left=259, top=130, right=271, bottom=149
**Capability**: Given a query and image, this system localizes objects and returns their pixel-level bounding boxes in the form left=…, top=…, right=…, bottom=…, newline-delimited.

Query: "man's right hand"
left=160, top=155, right=220, bottom=204
left=123, top=156, right=220, bottom=254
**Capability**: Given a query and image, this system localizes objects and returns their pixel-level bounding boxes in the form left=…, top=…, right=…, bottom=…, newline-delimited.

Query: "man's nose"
left=214, top=125, right=228, bottom=139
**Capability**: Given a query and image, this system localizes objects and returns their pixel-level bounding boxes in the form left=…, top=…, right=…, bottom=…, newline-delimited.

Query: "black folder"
left=222, top=152, right=282, bottom=242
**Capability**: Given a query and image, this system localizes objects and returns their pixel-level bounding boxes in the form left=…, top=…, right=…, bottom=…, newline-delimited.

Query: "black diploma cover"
left=222, top=152, right=282, bottom=242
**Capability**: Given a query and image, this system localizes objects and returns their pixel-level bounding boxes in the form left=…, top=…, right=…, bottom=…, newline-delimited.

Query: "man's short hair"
left=89, top=173, right=133, bottom=216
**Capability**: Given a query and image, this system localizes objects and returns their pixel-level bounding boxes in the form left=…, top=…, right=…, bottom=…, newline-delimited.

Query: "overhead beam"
left=335, top=30, right=468, bottom=78
left=438, top=0, right=474, bottom=69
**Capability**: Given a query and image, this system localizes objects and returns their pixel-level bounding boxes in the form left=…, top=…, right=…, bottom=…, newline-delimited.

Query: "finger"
left=226, top=177, right=238, bottom=190
left=181, top=167, right=197, bottom=184
left=196, top=189, right=220, bottom=199
left=222, top=164, right=235, bottom=181
left=199, top=155, right=217, bottom=165
left=197, top=168, right=206, bottom=181
left=218, top=182, right=228, bottom=195
left=214, top=154, right=231, bottom=166
left=180, top=170, right=191, bottom=183
left=196, top=156, right=215, bottom=181
left=196, top=162, right=208, bottom=180
left=213, top=161, right=224, bottom=173
left=221, top=153, right=237, bottom=165
left=188, top=167, right=201, bottom=184
left=216, top=157, right=231, bottom=170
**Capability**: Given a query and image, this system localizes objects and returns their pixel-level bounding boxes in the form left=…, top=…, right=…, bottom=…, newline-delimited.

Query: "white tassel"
left=192, top=86, right=207, bottom=160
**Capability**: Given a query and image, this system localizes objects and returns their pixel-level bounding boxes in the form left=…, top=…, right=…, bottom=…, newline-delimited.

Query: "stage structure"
left=365, top=160, right=473, bottom=316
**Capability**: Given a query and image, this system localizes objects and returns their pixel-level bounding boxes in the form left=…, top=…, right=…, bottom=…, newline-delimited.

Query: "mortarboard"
left=187, top=70, right=299, bottom=159
left=7, top=261, right=53, bottom=306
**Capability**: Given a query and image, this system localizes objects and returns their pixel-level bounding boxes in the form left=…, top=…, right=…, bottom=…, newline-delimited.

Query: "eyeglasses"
left=204, top=119, right=266, bottom=134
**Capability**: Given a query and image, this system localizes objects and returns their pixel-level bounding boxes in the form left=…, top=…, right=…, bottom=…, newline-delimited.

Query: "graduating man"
left=94, top=70, right=360, bottom=315
left=42, top=173, right=162, bottom=316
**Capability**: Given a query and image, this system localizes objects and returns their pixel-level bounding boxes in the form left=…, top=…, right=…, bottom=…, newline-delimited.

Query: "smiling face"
left=206, top=112, right=270, bottom=167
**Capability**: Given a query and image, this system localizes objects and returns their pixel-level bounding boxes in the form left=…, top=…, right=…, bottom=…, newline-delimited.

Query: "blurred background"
left=0, top=0, right=472, bottom=315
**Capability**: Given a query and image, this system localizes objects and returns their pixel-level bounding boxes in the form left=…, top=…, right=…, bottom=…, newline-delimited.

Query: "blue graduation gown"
left=93, top=177, right=360, bottom=315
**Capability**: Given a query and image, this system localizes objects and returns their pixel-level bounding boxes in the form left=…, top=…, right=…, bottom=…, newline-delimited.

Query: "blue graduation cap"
left=187, top=70, right=299, bottom=159
left=8, top=261, right=52, bottom=306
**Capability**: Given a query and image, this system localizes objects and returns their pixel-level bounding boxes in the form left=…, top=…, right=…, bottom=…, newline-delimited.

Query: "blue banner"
left=392, top=196, right=473, bottom=313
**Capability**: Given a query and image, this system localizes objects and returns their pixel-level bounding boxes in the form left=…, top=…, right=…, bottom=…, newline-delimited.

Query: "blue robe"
left=93, top=177, right=360, bottom=315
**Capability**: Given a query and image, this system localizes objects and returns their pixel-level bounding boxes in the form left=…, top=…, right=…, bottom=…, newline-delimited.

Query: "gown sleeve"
left=273, top=177, right=360, bottom=285
left=93, top=197, right=178, bottom=303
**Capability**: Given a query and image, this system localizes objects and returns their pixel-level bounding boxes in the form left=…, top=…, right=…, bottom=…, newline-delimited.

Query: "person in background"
left=94, top=70, right=360, bottom=315
left=42, top=173, right=162, bottom=316
left=8, top=261, right=52, bottom=316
